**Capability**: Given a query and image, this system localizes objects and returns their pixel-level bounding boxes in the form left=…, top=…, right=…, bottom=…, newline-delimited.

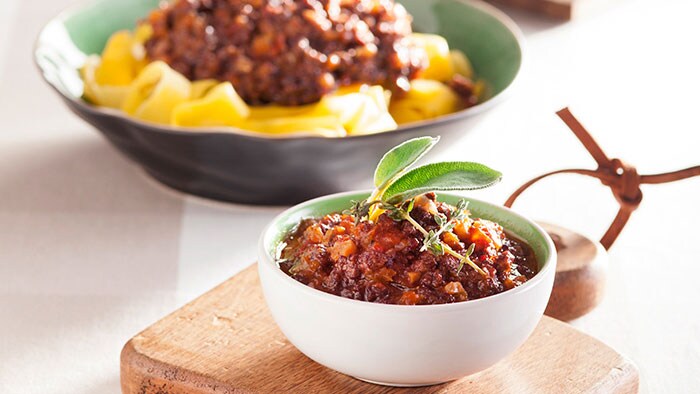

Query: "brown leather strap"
left=505, top=107, right=700, bottom=250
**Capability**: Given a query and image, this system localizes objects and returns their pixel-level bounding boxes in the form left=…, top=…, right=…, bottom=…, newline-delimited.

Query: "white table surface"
left=1, top=0, right=699, bottom=392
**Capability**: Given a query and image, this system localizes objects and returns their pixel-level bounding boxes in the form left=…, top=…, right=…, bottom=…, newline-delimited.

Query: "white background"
left=1, top=0, right=699, bottom=392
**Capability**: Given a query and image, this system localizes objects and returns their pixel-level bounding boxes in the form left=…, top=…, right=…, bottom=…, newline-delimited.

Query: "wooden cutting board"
left=120, top=264, right=639, bottom=393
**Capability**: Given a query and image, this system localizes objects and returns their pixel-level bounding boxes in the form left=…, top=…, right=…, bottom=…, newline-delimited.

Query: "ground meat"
left=278, top=194, right=539, bottom=305
left=449, top=74, right=478, bottom=107
left=144, top=0, right=425, bottom=105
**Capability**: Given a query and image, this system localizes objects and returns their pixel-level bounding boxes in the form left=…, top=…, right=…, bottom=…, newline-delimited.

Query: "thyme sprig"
left=344, top=199, right=382, bottom=225
left=377, top=198, right=486, bottom=276
left=423, top=199, right=469, bottom=253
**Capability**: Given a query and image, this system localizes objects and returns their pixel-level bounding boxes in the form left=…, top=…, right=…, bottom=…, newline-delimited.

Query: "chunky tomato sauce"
left=278, top=194, right=538, bottom=305
left=144, top=0, right=423, bottom=106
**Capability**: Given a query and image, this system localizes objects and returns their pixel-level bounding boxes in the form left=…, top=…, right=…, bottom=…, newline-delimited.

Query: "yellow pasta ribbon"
left=449, top=50, right=474, bottom=79
left=240, top=116, right=346, bottom=138
left=190, top=80, right=219, bottom=100
left=133, top=23, right=153, bottom=44
left=315, top=86, right=397, bottom=135
left=389, top=79, right=461, bottom=125
left=81, top=26, right=156, bottom=108
left=131, top=24, right=153, bottom=74
left=410, top=33, right=455, bottom=82
left=334, top=83, right=371, bottom=95
left=122, top=61, right=192, bottom=124
left=233, top=85, right=395, bottom=136
left=171, top=82, right=250, bottom=127
left=345, top=86, right=398, bottom=135
left=94, top=30, right=139, bottom=86
left=81, top=55, right=130, bottom=109
left=248, top=104, right=316, bottom=119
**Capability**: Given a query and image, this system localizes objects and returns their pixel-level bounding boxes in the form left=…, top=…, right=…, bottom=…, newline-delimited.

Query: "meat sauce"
left=279, top=194, right=538, bottom=305
left=144, top=0, right=424, bottom=106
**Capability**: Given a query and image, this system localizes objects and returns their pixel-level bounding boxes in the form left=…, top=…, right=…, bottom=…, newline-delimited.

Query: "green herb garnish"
left=352, top=136, right=502, bottom=276
left=374, top=136, right=438, bottom=191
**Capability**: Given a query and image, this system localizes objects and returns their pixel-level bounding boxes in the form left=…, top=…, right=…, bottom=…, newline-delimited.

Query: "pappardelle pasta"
left=80, top=0, right=486, bottom=138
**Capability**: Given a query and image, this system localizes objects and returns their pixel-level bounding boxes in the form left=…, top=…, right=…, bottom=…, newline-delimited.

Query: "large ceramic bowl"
left=35, top=0, right=523, bottom=205
left=258, top=191, right=556, bottom=386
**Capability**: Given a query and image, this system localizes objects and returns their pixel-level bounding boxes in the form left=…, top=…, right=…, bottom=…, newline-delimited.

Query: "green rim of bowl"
left=34, top=0, right=523, bottom=140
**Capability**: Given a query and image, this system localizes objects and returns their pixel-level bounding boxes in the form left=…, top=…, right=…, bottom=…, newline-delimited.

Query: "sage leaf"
left=383, top=162, right=502, bottom=204
left=373, top=136, right=439, bottom=189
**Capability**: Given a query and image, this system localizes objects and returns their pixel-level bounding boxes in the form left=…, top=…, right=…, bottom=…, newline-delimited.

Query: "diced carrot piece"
left=375, top=267, right=396, bottom=282
left=441, top=231, right=462, bottom=250
left=303, top=224, right=324, bottom=244
left=407, top=271, right=422, bottom=286
left=398, top=291, right=421, bottom=305
left=454, top=220, right=470, bottom=241
left=444, top=281, right=468, bottom=301
left=469, top=225, right=494, bottom=250
left=329, top=239, right=357, bottom=261
left=478, top=220, right=504, bottom=249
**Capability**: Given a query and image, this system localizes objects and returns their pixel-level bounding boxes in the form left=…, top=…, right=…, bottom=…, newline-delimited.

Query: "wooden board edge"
left=594, top=357, right=640, bottom=394
left=542, top=318, right=639, bottom=394
left=119, top=267, right=257, bottom=394
left=121, top=339, right=244, bottom=394
left=119, top=266, right=263, bottom=394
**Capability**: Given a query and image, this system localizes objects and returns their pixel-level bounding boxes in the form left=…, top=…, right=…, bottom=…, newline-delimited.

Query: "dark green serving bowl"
left=35, top=0, right=523, bottom=205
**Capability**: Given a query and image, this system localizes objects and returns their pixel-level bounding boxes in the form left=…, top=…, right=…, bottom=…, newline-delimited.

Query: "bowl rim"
left=258, top=190, right=556, bottom=312
left=33, top=0, right=525, bottom=141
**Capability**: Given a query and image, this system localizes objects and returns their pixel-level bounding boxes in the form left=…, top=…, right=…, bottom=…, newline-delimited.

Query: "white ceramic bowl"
left=258, top=191, right=556, bottom=386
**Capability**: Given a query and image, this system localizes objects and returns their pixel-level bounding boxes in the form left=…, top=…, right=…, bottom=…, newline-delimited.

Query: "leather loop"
left=505, top=107, right=700, bottom=250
